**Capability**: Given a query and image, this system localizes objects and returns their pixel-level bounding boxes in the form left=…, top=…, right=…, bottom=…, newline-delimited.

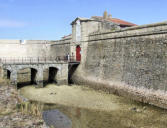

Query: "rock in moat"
left=42, top=109, right=72, bottom=128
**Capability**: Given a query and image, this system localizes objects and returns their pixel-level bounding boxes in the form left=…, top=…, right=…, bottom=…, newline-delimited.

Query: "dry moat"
left=18, top=84, right=167, bottom=128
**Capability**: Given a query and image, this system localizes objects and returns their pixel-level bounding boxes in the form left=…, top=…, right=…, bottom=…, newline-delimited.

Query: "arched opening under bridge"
left=17, top=68, right=37, bottom=88
left=48, top=67, right=58, bottom=83
left=7, top=70, right=11, bottom=80
left=43, top=67, right=58, bottom=85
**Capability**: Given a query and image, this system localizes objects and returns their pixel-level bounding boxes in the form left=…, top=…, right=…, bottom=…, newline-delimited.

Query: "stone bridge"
left=1, top=58, right=70, bottom=88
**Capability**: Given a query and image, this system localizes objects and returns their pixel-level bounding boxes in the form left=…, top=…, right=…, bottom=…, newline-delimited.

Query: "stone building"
left=1, top=11, right=167, bottom=110
left=0, top=12, right=136, bottom=61
left=70, top=11, right=137, bottom=62
left=0, top=11, right=137, bottom=88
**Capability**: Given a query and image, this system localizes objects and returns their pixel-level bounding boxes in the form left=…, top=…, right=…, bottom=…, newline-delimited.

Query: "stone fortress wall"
left=0, top=39, right=70, bottom=85
left=0, top=39, right=70, bottom=58
left=72, top=21, right=167, bottom=109
left=0, top=40, right=50, bottom=58
left=1, top=15, right=167, bottom=109
left=50, top=35, right=71, bottom=58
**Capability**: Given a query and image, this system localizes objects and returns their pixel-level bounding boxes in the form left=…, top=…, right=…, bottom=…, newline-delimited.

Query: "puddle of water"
left=20, top=84, right=167, bottom=128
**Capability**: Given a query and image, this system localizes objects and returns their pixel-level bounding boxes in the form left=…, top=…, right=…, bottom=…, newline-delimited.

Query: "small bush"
left=18, top=101, right=44, bottom=117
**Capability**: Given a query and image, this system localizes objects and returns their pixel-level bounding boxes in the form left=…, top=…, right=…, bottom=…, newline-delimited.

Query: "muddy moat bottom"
left=20, top=84, right=167, bottom=128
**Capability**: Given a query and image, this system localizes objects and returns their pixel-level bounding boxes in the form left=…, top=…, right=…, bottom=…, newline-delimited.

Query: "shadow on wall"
left=68, top=64, right=79, bottom=84
left=17, top=68, right=37, bottom=89
left=7, top=70, right=11, bottom=80
left=43, top=67, right=58, bottom=86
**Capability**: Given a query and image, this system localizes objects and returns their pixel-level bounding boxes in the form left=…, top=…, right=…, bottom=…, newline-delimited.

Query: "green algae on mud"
left=20, top=84, right=167, bottom=128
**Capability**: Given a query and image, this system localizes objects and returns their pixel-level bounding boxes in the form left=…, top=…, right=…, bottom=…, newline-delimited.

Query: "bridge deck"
left=1, top=61, right=68, bottom=65
left=69, top=61, right=80, bottom=65
left=0, top=57, right=80, bottom=65
left=0, top=57, right=80, bottom=88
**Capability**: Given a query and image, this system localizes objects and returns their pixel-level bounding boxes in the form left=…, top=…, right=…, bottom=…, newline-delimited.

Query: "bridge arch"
left=2, top=68, right=12, bottom=80
left=17, top=66, right=38, bottom=71
left=43, top=66, right=59, bottom=85
left=2, top=62, right=69, bottom=88
left=7, top=70, right=11, bottom=80
left=48, top=67, right=58, bottom=83
left=17, top=67, right=38, bottom=87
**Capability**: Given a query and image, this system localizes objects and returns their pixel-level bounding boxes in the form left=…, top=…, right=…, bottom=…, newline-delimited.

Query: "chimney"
left=108, top=14, right=112, bottom=18
left=103, top=11, right=108, bottom=19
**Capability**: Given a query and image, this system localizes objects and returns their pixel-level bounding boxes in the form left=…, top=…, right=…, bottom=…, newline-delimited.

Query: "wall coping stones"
left=88, top=21, right=167, bottom=42
left=90, top=21, right=167, bottom=36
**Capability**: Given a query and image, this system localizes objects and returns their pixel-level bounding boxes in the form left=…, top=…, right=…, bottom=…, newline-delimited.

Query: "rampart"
left=0, top=40, right=51, bottom=58
left=72, top=21, right=167, bottom=109
left=0, top=39, right=71, bottom=85
left=0, top=38, right=71, bottom=58
left=50, top=35, right=71, bottom=57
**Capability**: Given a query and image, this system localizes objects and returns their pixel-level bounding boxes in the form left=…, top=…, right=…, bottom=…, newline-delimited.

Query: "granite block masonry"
left=72, top=21, right=167, bottom=109
left=1, top=16, right=167, bottom=110
left=2, top=63, right=68, bottom=88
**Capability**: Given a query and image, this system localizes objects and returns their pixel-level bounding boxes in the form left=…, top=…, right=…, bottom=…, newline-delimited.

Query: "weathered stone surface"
left=51, top=42, right=71, bottom=58
left=72, top=22, right=167, bottom=109
left=85, top=33, right=167, bottom=91
left=2, top=63, right=68, bottom=87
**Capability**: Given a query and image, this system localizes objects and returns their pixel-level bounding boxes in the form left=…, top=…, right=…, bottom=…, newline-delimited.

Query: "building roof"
left=71, top=14, right=137, bottom=27
left=91, top=16, right=137, bottom=27
left=71, top=17, right=93, bottom=25
left=62, top=34, right=72, bottom=39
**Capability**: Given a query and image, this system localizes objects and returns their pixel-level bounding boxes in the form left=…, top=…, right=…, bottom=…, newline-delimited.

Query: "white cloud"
left=0, top=19, right=27, bottom=28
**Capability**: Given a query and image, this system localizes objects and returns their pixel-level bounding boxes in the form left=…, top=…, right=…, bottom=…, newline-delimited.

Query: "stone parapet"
left=89, top=21, right=167, bottom=41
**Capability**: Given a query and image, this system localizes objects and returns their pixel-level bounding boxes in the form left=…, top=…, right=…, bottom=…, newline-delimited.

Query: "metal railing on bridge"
left=0, top=56, right=76, bottom=64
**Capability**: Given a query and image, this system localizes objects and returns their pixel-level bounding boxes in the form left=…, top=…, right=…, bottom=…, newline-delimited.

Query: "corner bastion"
left=72, top=21, right=167, bottom=109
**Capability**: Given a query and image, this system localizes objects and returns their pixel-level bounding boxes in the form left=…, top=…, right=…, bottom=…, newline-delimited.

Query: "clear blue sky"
left=0, top=0, right=167, bottom=40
